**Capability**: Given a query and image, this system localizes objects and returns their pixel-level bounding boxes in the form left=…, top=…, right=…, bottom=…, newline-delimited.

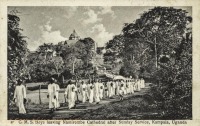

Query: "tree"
left=46, top=56, right=64, bottom=78
left=105, top=7, right=192, bottom=118
left=122, top=7, right=189, bottom=69
left=8, top=13, right=29, bottom=107
left=104, top=35, right=124, bottom=64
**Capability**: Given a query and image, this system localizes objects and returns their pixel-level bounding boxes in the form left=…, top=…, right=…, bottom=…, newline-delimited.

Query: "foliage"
left=105, top=7, right=192, bottom=118
left=8, top=14, right=29, bottom=107
left=26, top=37, right=96, bottom=82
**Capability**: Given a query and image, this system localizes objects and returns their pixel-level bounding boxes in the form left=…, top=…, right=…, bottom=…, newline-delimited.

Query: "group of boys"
left=13, top=77, right=145, bottom=113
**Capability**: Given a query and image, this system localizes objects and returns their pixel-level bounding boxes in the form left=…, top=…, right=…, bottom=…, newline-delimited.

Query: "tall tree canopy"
left=105, top=7, right=192, bottom=118
left=8, top=14, right=29, bottom=107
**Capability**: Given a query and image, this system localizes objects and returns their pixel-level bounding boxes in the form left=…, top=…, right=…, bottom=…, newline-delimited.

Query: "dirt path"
left=52, top=83, right=151, bottom=119
left=8, top=83, right=151, bottom=120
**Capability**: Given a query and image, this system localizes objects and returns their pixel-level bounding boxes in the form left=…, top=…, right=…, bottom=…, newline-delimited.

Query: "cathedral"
left=58, top=29, right=97, bottom=52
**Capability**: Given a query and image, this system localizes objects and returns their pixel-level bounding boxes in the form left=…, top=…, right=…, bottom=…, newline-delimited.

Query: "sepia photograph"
left=7, top=6, right=192, bottom=120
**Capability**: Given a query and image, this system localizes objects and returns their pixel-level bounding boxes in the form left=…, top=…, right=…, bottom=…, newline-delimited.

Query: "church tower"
left=69, top=29, right=80, bottom=40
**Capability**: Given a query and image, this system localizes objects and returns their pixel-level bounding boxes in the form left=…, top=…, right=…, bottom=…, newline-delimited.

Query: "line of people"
left=13, top=77, right=145, bottom=114
left=59, top=78, right=145, bottom=111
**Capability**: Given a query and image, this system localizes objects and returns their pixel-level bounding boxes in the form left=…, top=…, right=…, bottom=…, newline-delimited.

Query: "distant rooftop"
left=69, top=29, right=80, bottom=40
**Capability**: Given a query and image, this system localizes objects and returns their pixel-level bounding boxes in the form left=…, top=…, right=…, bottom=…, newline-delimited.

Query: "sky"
left=8, top=6, right=191, bottom=51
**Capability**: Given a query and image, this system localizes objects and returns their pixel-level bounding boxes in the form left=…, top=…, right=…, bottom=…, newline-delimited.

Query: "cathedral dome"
left=69, top=29, right=80, bottom=40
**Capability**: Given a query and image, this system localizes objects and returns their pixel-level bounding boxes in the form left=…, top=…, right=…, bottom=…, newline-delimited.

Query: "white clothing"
left=14, top=85, right=26, bottom=114
left=108, top=81, right=114, bottom=97
left=65, top=84, right=77, bottom=109
left=99, top=83, right=104, bottom=99
left=52, top=83, right=60, bottom=108
left=104, top=83, right=109, bottom=98
left=94, top=82, right=100, bottom=102
left=119, top=82, right=125, bottom=95
left=80, top=83, right=87, bottom=103
left=88, top=84, right=94, bottom=103
left=48, top=84, right=55, bottom=109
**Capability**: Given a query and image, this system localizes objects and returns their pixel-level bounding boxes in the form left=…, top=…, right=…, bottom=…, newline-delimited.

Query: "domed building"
left=69, top=29, right=80, bottom=40
left=58, top=29, right=97, bottom=52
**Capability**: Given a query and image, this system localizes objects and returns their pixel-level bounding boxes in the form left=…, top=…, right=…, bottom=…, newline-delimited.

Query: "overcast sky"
left=8, top=6, right=191, bottom=51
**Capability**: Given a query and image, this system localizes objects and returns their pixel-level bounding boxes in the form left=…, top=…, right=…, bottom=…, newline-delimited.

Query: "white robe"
left=80, top=83, right=87, bottom=103
left=88, top=84, right=94, bottom=103
left=123, top=82, right=127, bottom=95
left=108, top=82, right=114, bottom=97
left=133, top=81, right=136, bottom=91
left=129, top=81, right=133, bottom=94
left=48, top=84, right=55, bottom=109
left=65, top=84, right=77, bottom=109
left=115, top=81, right=120, bottom=95
left=136, top=80, right=141, bottom=91
left=99, top=83, right=104, bottom=99
left=126, top=82, right=130, bottom=94
left=52, top=83, right=60, bottom=108
left=14, top=85, right=26, bottom=114
left=104, top=83, right=109, bottom=98
left=142, top=79, right=145, bottom=88
left=113, top=82, right=117, bottom=95
left=94, top=82, right=100, bottom=102
left=119, top=82, right=125, bottom=96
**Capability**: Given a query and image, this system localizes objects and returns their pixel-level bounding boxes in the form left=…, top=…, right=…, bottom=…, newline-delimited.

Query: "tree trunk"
left=39, top=84, right=42, bottom=104
left=72, top=59, right=76, bottom=74
left=62, top=75, right=64, bottom=84
left=154, top=37, right=158, bottom=68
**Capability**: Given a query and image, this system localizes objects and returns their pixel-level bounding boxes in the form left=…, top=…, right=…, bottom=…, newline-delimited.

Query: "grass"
left=67, top=94, right=163, bottom=120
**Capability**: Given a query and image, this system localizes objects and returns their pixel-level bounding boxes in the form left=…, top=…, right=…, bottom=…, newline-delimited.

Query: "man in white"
left=14, top=79, right=26, bottom=114
left=130, top=79, right=134, bottom=94
left=94, top=79, right=100, bottom=104
left=119, top=80, right=125, bottom=100
left=137, top=79, right=141, bottom=91
left=108, top=80, right=114, bottom=98
left=52, top=78, right=60, bottom=110
left=98, top=80, right=104, bottom=100
left=64, top=80, right=77, bottom=109
left=115, top=80, right=120, bottom=95
left=126, top=80, right=130, bottom=94
left=47, top=78, right=55, bottom=112
left=123, top=80, right=127, bottom=95
left=80, top=81, right=87, bottom=103
left=88, top=81, right=94, bottom=103
left=113, top=80, right=117, bottom=95
left=141, top=78, right=145, bottom=88
left=133, top=79, right=137, bottom=91
left=104, top=82, right=109, bottom=98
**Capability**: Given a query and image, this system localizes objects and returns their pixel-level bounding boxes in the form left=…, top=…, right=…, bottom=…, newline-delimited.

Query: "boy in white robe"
left=47, top=79, right=55, bottom=112
left=64, top=80, right=77, bottom=109
left=142, top=78, right=145, bottom=88
left=113, top=80, right=117, bottom=95
left=104, top=82, right=109, bottom=98
left=98, top=80, right=104, bottom=100
left=136, top=79, right=141, bottom=91
left=130, top=80, right=134, bottom=94
left=13, top=80, right=26, bottom=114
left=88, top=81, right=94, bottom=103
left=52, top=79, right=60, bottom=110
left=94, top=79, right=100, bottom=104
left=80, top=81, right=87, bottom=103
left=115, top=80, right=120, bottom=95
left=119, top=80, right=125, bottom=100
left=108, top=81, right=114, bottom=98
left=123, top=80, right=127, bottom=95
left=126, top=80, right=130, bottom=94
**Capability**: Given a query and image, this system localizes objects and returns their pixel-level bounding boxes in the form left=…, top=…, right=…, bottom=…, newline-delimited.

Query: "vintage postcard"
left=0, top=0, right=200, bottom=126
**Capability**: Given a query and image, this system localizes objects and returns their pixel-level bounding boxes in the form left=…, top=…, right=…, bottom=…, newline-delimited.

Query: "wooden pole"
left=39, top=84, right=42, bottom=104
